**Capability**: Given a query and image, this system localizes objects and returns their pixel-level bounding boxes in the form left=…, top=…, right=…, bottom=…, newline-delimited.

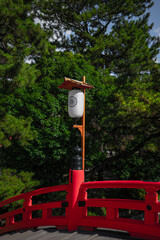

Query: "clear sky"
left=149, top=0, right=160, bottom=62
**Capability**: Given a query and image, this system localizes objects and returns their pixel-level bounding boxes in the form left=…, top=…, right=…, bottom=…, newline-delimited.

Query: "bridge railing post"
left=5, top=215, right=14, bottom=227
left=145, top=187, right=158, bottom=225
left=67, top=169, right=84, bottom=231
left=23, top=195, right=32, bottom=224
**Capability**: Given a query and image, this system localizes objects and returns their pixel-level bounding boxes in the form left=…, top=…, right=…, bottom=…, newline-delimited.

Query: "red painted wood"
left=0, top=172, right=160, bottom=239
left=67, top=169, right=84, bottom=231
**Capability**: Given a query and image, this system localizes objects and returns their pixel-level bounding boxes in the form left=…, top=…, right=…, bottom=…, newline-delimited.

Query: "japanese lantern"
left=68, top=89, right=84, bottom=118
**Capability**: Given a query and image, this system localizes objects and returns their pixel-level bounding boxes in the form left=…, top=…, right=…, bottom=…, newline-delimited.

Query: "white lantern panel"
left=68, top=89, right=84, bottom=118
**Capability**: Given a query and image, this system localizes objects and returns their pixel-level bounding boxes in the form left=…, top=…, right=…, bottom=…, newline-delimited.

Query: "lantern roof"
left=58, top=77, right=94, bottom=90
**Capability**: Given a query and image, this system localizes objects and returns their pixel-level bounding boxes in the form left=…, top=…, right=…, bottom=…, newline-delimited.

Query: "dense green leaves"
left=40, top=0, right=157, bottom=70
left=0, top=0, right=49, bottom=150
left=1, top=51, right=101, bottom=186
left=0, top=0, right=48, bottom=83
left=0, top=168, right=39, bottom=201
left=87, top=64, right=160, bottom=181
left=0, top=0, right=50, bottom=195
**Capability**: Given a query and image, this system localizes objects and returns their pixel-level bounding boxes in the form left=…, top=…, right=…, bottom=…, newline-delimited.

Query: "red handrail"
left=80, top=180, right=160, bottom=190
left=0, top=184, right=69, bottom=234
left=0, top=184, right=69, bottom=208
left=77, top=180, right=160, bottom=240
left=0, top=170, right=160, bottom=240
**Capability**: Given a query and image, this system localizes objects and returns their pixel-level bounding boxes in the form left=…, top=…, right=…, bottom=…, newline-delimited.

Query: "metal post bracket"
left=73, top=125, right=83, bottom=136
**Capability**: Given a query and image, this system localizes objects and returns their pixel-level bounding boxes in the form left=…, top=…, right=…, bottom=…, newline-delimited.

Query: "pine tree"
left=0, top=0, right=51, bottom=196
left=39, top=0, right=158, bottom=71
left=0, top=0, right=50, bottom=147
left=39, top=0, right=160, bottom=181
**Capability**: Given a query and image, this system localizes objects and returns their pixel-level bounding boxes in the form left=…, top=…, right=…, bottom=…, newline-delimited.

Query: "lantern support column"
left=73, top=76, right=85, bottom=169
left=58, top=76, right=94, bottom=171
left=82, top=76, right=85, bottom=170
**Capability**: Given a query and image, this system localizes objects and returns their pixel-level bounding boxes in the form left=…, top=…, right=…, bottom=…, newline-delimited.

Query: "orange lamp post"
left=58, top=76, right=94, bottom=170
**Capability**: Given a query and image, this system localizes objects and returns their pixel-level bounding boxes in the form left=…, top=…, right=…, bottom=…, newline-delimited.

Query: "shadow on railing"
left=0, top=169, right=160, bottom=240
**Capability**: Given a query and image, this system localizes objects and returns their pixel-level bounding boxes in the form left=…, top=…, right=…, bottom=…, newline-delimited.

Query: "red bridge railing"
left=0, top=169, right=160, bottom=240
left=78, top=180, right=160, bottom=240
left=0, top=184, right=69, bottom=234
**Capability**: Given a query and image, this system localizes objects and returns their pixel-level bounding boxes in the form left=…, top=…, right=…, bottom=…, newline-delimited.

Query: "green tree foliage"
left=38, top=0, right=160, bottom=181
left=0, top=0, right=49, bottom=146
left=0, top=0, right=50, bottom=195
left=0, top=0, right=48, bottom=86
left=0, top=114, right=33, bottom=148
left=39, top=0, right=158, bottom=70
left=87, top=64, right=160, bottom=181
left=0, top=168, right=39, bottom=201
left=1, top=51, right=104, bottom=186
left=0, top=168, right=39, bottom=212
